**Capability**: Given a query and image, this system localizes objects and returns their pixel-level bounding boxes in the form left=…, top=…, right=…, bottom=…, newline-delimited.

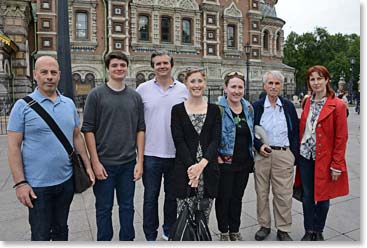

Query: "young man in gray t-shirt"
left=82, top=52, right=145, bottom=241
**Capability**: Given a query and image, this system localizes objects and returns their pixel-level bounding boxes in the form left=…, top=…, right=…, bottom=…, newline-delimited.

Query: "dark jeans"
left=299, top=157, right=330, bottom=232
left=142, top=156, right=176, bottom=241
left=93, top=160, right=136, bottom=241
left=215, top=167, right=249, bottom=233
left=28, top=176, right=74, bottom=241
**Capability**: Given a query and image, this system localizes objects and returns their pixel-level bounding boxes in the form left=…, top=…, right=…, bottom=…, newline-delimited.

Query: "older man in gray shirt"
left=82, top=52, right=145, bottom=241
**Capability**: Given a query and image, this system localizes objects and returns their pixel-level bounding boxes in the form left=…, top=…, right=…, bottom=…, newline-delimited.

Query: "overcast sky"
left=276, top=0, right=360, bottom=38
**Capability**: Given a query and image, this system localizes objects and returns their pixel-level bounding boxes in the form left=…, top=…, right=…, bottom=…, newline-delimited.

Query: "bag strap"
left=23, top=96, right=74, bottom=156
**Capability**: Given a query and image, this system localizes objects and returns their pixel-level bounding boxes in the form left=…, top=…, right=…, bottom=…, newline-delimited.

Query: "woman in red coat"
left=299, top=65, right=349, bottom=241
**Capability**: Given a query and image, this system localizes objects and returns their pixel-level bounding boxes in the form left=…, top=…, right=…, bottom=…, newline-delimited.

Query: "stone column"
left=1, top=0, right=32, bottom=101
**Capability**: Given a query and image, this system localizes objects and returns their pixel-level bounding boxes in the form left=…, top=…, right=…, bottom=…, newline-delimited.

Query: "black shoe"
left=255, top=227, right=271, bottom=241
left=301, top=231, right=314, bottom=241
left=276, top=230, right=293, bottom=241
left=314, top=232, right=324, bottom=241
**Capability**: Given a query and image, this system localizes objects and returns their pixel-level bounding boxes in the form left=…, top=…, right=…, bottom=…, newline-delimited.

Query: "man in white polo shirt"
left=136, top=50, right=188, bottom=241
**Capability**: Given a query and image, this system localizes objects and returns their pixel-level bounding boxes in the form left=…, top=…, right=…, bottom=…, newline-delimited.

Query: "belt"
left=270, top=146, right=288, bottom=151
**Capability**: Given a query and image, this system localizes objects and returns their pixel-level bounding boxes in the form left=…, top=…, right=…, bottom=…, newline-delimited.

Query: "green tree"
left=283, top=27, right=360, bottom=94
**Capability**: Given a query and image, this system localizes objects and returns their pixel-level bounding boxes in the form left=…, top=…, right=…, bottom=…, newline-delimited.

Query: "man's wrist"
left=13, top=180, right=28, bottom=189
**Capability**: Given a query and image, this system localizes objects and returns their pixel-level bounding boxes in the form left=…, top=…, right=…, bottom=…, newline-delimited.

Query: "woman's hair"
left=306, top=65, right=335, bottom=98
left=224, top=71, right=245, bottom=86
left=184, top=67, right=206, bottom=82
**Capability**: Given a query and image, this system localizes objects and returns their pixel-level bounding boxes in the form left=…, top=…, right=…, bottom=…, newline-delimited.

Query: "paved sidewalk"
left=0, top=108, right=360, bottom=242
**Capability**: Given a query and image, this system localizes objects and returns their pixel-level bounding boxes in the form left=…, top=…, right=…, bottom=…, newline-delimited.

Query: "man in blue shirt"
left=7, top=55, right=95, bottom=241
left=252, top=71, right=299, bottom=241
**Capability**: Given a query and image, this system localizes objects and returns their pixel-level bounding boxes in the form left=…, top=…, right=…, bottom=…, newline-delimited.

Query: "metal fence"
left=0, top=102, right=11, bottom=135
left=0, top=87, right=224, bottom=135
left=74, top=95, right=87, bottom=113
left=0, top=95, right=88, bottom=135
left=206, top=85, right=224, bottom=104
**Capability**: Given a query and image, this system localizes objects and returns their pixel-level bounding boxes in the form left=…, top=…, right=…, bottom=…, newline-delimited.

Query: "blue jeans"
left=299, top=157, right=330, bottom=232
left=93, top=160, right=136, bottom=241
left=142, top=156, right=177, bottom=241
left=28, top=176, right=74, bottom=241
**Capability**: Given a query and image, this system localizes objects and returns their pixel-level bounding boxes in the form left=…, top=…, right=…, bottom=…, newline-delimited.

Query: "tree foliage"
left=283, top=27, right=360, bottom=94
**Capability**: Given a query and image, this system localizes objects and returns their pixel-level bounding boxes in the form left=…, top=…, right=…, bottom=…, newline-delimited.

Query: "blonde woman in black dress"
left=171, top=67, right=221, bottom=223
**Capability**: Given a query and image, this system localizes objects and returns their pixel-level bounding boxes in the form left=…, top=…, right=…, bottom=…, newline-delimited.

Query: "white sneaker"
left=220, top=232, right=229, bottom=241
left=229, top=232, right=243, bottom=241
left=161, top=233, right=169, bottom=241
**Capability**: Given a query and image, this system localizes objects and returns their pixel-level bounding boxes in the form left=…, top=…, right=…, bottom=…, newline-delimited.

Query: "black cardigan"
left=171, top=102, right=221, bottom=199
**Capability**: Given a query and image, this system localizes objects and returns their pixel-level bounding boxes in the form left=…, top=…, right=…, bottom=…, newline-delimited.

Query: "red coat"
left=299, top=96, right=349, bottom=201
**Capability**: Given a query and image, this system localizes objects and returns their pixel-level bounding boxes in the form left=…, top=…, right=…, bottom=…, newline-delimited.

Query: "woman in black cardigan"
left=171, top=67, right=221, bottom=222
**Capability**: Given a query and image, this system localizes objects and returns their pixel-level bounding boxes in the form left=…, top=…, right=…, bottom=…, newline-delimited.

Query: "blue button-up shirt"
left=7, top=88, right=80, bottom=187
left=260, top=96, right=289, bottom=147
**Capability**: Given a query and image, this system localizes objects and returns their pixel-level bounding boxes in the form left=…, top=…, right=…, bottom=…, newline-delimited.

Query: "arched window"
left=276, top=32, right=281, bottom=52
left=85, top=73, right=95, bottom=86
left=227, top=24, right=236, bottom=48
left=148, top=73, right=155, bottom=80
left=75, top=12, right=88, bottom=40
left=136, top=73, right=146, bottom=87
left=263, top=30, right=269, bottom=50
left=72, top=73, right=82, bottom=84
left=182, top=18, right=192, bottom=44
left=161, top=16, right=172, bottom=43
left=139, top=15, right=150, bottom=41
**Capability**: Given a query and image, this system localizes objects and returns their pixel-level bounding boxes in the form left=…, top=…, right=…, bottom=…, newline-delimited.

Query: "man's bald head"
left=33, top=55, right=61, bottom=98
left=34, top=56, right=59, bottom=71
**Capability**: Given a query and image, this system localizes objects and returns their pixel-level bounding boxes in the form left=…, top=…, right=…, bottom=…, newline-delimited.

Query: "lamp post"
left=57, top=0, right=73, bottom=99
left=244, top=42, right=251, bottom=100
left=349, top=57, right=355, bottom=104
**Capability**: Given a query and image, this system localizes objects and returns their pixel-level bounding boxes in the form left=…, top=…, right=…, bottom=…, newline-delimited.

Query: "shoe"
left=220, top=232, right=229, bottom=241
left=255, top=227, right=271, bottom=241
left=276, top=230, right=293, bottom=241
left=161, top=233, right=169, bottom=241
left=301, top=231, right=314, bottom=241
left=229, top=232, right=243, bottom=241
left=314, top=232, right=324, bottom=241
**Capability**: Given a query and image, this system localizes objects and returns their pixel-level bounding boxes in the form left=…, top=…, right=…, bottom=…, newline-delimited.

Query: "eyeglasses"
left=227, top=71, right=244, bottom=77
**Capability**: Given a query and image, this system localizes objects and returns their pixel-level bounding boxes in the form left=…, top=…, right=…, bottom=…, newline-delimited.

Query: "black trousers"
left=215, top=167, right=250, bottom=233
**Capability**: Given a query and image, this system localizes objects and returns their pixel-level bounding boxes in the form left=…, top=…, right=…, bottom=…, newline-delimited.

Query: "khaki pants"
left=254, top=149, right=295, bottom=232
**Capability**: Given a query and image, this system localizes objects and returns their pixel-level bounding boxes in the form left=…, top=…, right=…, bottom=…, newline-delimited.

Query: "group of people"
left=7, top=50, right=349, bottom=242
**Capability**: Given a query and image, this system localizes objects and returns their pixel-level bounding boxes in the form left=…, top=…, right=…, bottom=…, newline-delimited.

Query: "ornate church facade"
left=0, top=0, right=295, bottom=103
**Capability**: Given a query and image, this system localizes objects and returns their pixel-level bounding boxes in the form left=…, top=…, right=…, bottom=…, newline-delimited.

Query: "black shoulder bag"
left=23, top=96, right=92, bottom=193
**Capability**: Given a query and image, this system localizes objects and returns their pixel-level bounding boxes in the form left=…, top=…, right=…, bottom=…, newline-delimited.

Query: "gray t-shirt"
left=81, top=84, right=145, bottom=166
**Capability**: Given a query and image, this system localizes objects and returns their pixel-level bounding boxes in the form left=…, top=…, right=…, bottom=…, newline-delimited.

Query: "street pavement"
left=0, top=107, right=360, bottom=242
